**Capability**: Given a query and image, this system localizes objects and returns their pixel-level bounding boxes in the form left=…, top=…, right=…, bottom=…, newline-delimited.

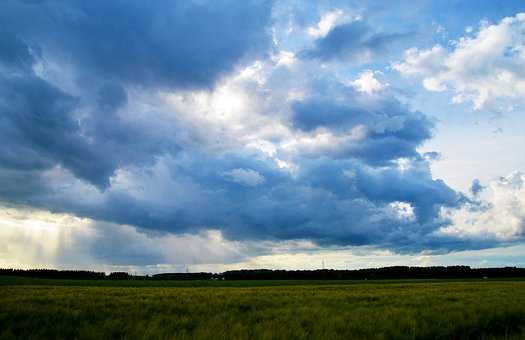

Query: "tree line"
left=221, top=266, right=525, bottom=280
left=2, top=266, right=525, bottom=280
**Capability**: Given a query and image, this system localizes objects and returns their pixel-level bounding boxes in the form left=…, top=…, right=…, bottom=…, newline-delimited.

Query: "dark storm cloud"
left=0, top=71, right=170, bottom=189
left=0, top=0, right=273, bottom=89
left=0, top=35, right=465, bottom=253
left=302, top=21, right=411, bottom=62
left=0, top=75, right=85, bottom=174
left=0, top=30, right=34, bottom=72
left=0, top=0, right=273, bottom=189
left=96, top=83, right=127, bottom=112
left=290, top=84, right=433, bottom=164
left=2, top=149, right=465, bottom=253
left=0, top=0, right=484, bottom=255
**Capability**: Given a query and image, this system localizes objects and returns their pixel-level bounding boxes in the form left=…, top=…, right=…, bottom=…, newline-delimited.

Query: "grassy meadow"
left=1, top=277, right=525, bottom=339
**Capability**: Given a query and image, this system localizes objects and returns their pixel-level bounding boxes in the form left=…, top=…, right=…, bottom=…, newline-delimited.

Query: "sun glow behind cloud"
left=0, top=1, right=524, bottom=271
left=1, top=205, right=523, bottom=273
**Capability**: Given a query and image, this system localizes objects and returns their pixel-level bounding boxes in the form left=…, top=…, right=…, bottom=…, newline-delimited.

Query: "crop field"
left=1, top=278, right=525, bottom=339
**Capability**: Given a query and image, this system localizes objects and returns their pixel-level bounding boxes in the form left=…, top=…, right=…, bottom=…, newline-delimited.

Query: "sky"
left=0, top=0, right=525, bottom=273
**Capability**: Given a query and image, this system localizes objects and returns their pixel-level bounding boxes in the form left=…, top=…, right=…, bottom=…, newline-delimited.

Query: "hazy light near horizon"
left=0, top=0, right=524, bottom=271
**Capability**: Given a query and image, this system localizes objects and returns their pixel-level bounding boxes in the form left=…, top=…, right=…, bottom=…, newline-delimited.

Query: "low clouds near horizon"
left=0, top=0, right=524, bottom=270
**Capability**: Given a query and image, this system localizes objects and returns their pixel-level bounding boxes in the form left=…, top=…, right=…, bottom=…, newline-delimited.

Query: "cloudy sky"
left=1, top=0, right=525, bottom=273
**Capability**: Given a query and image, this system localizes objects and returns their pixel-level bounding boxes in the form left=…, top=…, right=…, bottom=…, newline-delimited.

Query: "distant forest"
left=1, top=266, right=525, bottom=281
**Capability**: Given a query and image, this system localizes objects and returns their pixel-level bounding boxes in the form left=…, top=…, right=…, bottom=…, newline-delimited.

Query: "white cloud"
left=392, top=46, right=447, bottom=76
left=272, top=50, right=297, bottom=68
left=422, top=77, right=447, bottom=92
left=439, top=171, right=525, bottom=241
left=350, top=70, right=387, bottom=94
left=162, top=60, right=291, bottom=153
left=386, top=201, right=416, bottom=221
left=394, top=13, right=525, bottom=109
left=225, top=168, right=265, bottom=187
left=282, top=125, right=368, bottom=157
left=211, top=244, right=525, bottom=271
left=307, top=9, right=345, bottom=38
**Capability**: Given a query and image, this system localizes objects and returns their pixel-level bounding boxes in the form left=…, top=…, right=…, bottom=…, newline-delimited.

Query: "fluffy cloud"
left=0, top=70, right=172, bottom=189
left=351, top=70, right=387, bottom=95
left=0, top=132, right=462, bottom=253
left=394, top=13, right=525, bottom=109
left=0, top=0, right=273, bottom=190
left=440, top=172, right=525, bottom=242
left=0, top=1, right=521, bottom=267
left=289, top=81, right=433, bottom=165
left=306, top=9, right=346, bottom=38
left=0, top=11, right=462, bottom=254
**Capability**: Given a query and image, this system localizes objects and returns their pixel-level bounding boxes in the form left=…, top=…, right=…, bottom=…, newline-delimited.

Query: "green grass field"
left=1, top=277, right=525, bottom=339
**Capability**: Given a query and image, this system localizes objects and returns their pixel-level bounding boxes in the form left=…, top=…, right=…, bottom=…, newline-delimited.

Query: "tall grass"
left=1, top=280, right=525, bottom=339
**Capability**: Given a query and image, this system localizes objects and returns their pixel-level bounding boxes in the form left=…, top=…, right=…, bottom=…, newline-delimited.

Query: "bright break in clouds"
left=0, top=0, right=524, bottom=272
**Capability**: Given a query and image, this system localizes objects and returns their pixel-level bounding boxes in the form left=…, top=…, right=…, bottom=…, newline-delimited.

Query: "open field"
left=1, top=278, right=525, bottom=339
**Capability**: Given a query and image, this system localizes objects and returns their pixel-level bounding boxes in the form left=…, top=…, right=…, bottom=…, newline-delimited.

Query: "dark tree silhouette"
left=1, top=266, right=524, bottom=281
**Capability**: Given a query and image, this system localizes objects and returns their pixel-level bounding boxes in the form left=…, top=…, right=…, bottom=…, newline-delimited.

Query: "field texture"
left=1, top=278, right=525, bottom=339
